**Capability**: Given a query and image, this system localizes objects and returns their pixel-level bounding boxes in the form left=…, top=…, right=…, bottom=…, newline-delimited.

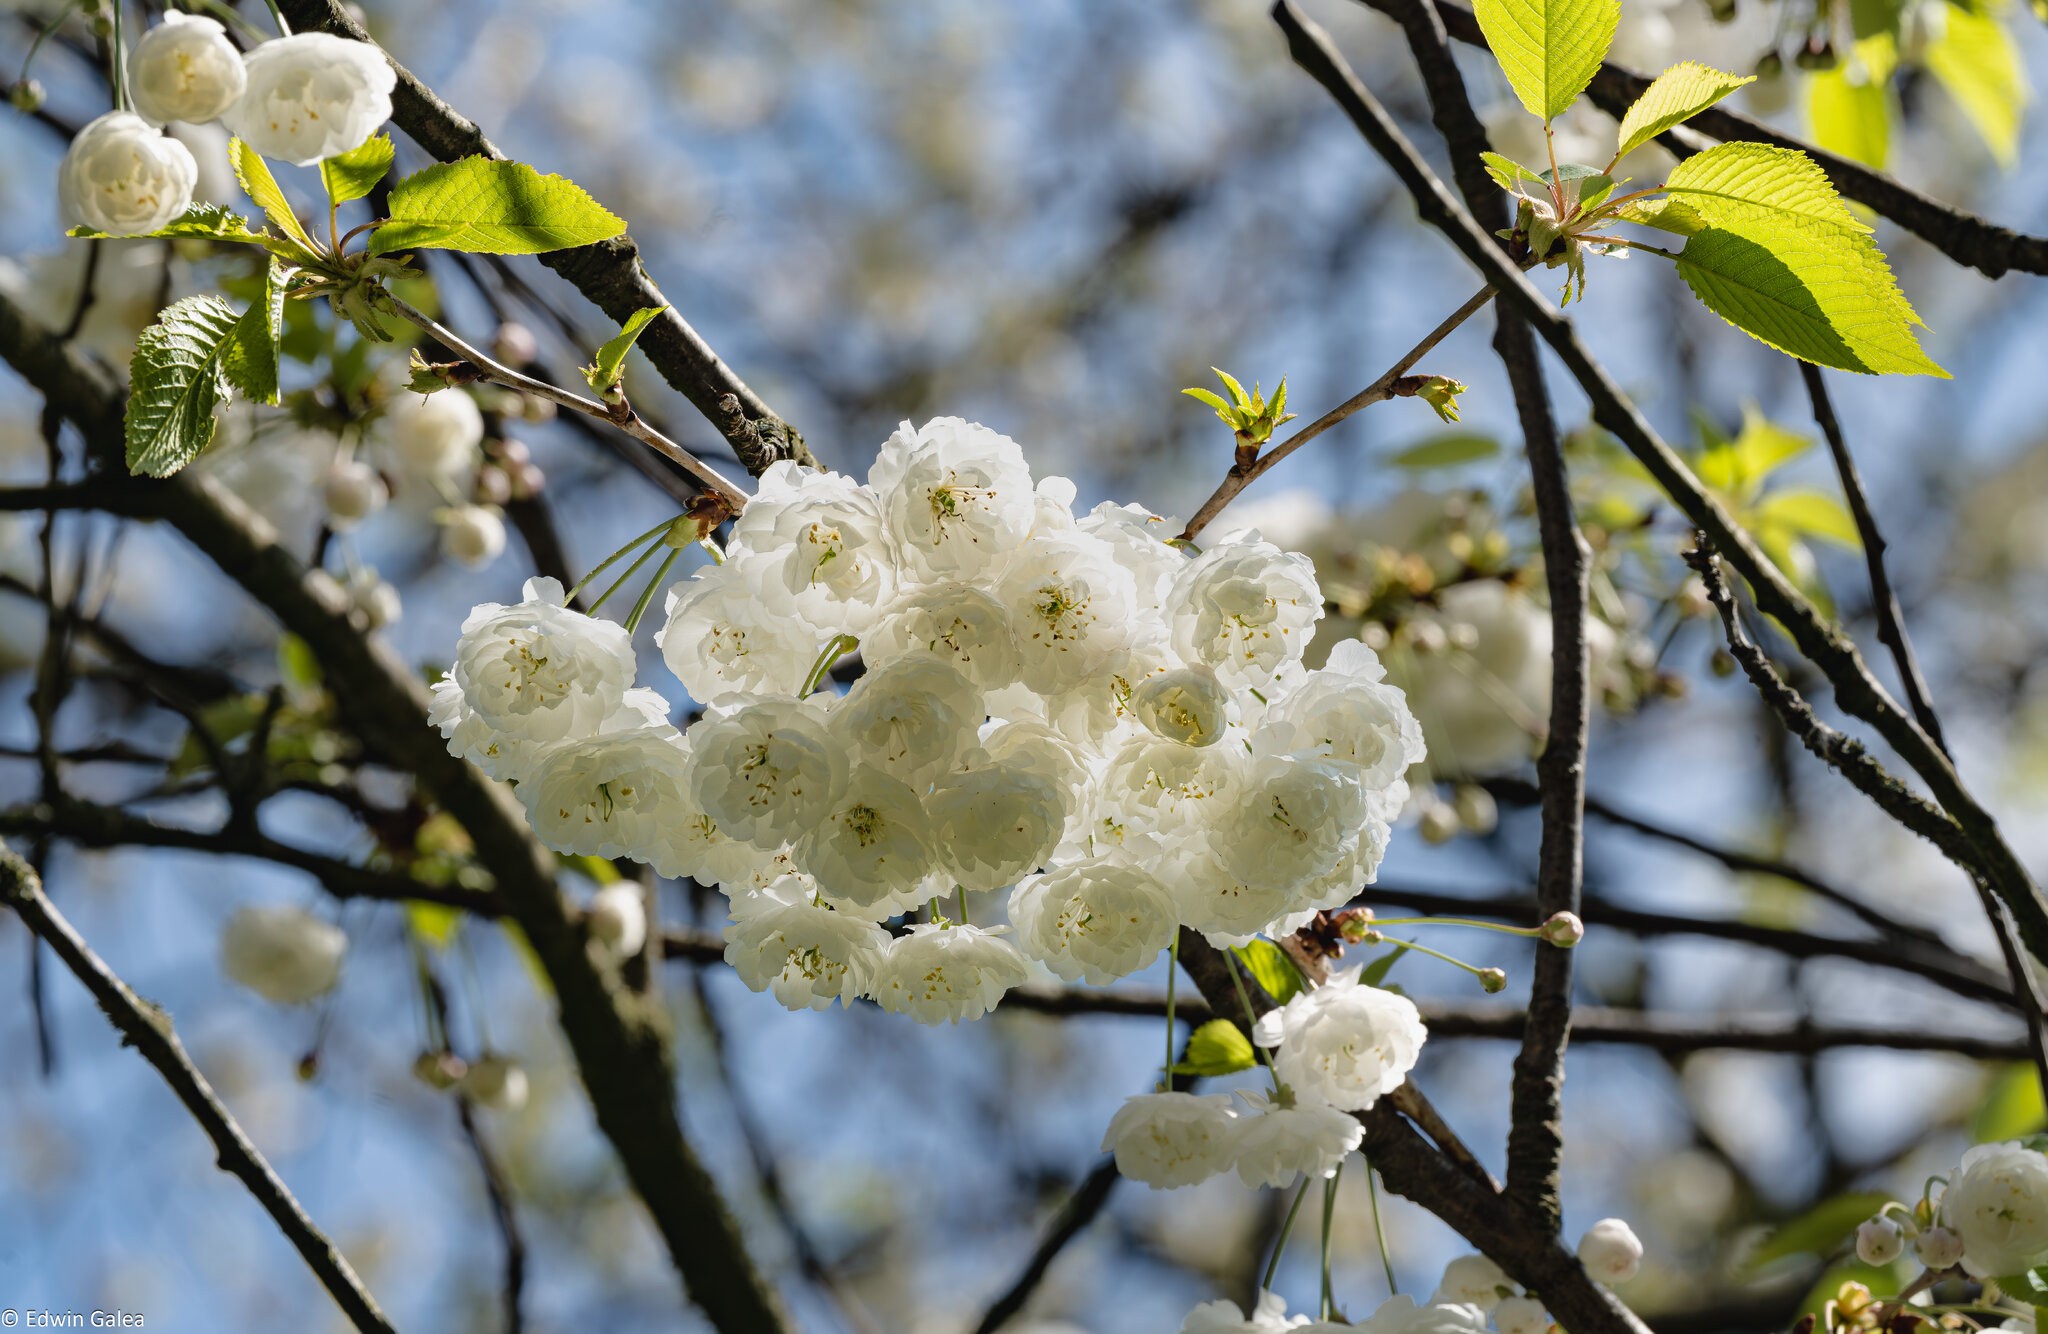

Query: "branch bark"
left=0, top=846, right=398, bottom=1333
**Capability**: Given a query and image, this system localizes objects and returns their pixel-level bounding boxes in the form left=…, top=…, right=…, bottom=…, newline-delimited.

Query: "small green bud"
left=1415, top=376, right=1469, bottom=424
left=1478, top=967, right=1508, bottom=994
left=1539, top=911, right=1585, bottom=948
left=9, top=78, right=45, bottom=113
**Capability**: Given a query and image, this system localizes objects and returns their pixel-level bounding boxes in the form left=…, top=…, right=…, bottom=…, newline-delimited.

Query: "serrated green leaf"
left=320, top=133, right=394, bottom=208
left=1755, top=487, right=1862, bottom=548
left=221, top=258, right=286, bottom=406
left=69, top=201, right=272, bottom=245
left=126, top=295, right=241, bottom=477
left=230, top=137, right=322, bottom=261
left=1924, top=6, right=2028, bottom=168
left=1481, top=150, right=1549, bottom=202
left=1616, top=196, right=1704, bottom=236
left=1975, top=1064, right=2048, bottom=1143
left=1807, top=63, right=1892, bottom=169
left=368, top=157, right=627, bottom=257
left=1472, top=0, right=1620, bottom=121
left=1170, top=1018, right=1257, bottom=1076
left=1744, top=1190, right=1893, bottom=1272
left=1232, top=940, right=1304, bottom=1005
left=1214, top=367, right=1250, bottom=407
left=1617, top=61, right=1756, bottom=158
left=1664, top=141, right=1872, bottom=232
left=582, top=304, right=667, bottom=395
left=1393, top=432, right=1500, bottom=469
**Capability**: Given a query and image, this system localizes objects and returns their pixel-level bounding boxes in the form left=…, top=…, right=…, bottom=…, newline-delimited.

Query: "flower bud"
left=1577, top=1217, right=1643, bottom=1284
left=1856, top=1216, right=1904, bottom=1266
left=1420, top=801, right=1460, bottom=845
left=439, top=505, right=506, bottom=568
left=1453, top=784, right=1497, bottom=835
left=1495, top=1296, right=1548, bottom=1334
left=1914, top=1225, right=1962, bottom=1270
left=10, top=78, right=45, bottom=113
left=130, top=13, right=247, bottom=124
left=412, top=1050, right=464, bottom=1089
left=586, top=883, right=648, bottom=957
left=474, top=461, right=513, bottom=507
left=460, top=1053, right=529, bottom=1111
left=492, top=321, right=539, bottom=366
left=59, top=111, right=198, bottom=235
left=323, top=457, right=387, bottom=527
left=220, top=904, right=345, bottom=1005
left=1540, top=911, right=1585, bottom=948
left=1478, top=966, right=1508, bottom=994
left=344, top=569, right=401, bottom=629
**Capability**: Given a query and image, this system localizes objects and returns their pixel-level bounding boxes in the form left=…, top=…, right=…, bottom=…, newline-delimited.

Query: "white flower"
left=1230, top=1094, right=1363, bottom=1188
left=1856, top=1216, right=1904, bottom=1266
left=723, top=888, right=888, bottom=1011
left=994, top=531, right=1140, bottom=694
left=323, top=457, right=387, bottom=529
left=440, top=505, right=506, bottom=567
left=586, top=883, right=647, bottom=957
left=460, top=1053, right=528, bottom=1112
left=1214, top=754, right=1369, bottom=896
left=979, top=718, right=1095, bottom=816
left=1576, top=1218, right=1644, bottom=1284
left=868, top=923, right=1029, bottom=1024
left=1102, top=1091, right=1239, bottom=1189
left=130, top=13, right=247, bottom=125
left=59, top=112, right=197, bottom=236
left=1009, top=856, right=1177, bottom=984
left=659, top=560, right=821, bottom=701
left=830, top=654, right=981, bottom=788
left=1356, top=1295, right=1490, bottom=1333
left=1493, top=1296, right=1548, bottom=1334
left=1916, top=1225, right=1964, bottom=1270
left=1178, top=1290, right=1310, bottom=1333
left=1944, top=1141, right=2048, bottom=1278
left=1078, top=500, right=1184, bottom=610
left=383, top=388, right=484, bottom=479
left=522, top=727, right=707, bottom=877
left=688, top=697, right=849, bottom=850
left=1098, top=735, right=1245, bottom=837
left=224, top=32, right=395, bottom=166
left=1170, top=856, right=1310, bottom=946
left=1252, top=967, right=1427, bottom=1111
left=447, top=576, right=635, bottom=750
left=928, top=763, right=1066, bottom=891
left=220, top=904, right=345, bottom=1004
left=1169, top=532, right=1323, bottom=690
left=864, top=581, right=1023, bottom=692
left=726, top=461, right=895, bottom=630
left=1387, top=580, right=1549, bottom=778
left=1433, top=1255, right=1512, bottom=1313
left=1132, top=663, right=1230, bottom=746
left=793, top=764, right=938, bottom=912
left=1256, top=639, right=1426, bottom=789
left=869, top=416, right=1036, bottom=580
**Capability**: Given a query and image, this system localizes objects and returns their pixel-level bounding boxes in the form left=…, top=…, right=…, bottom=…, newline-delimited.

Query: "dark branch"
left=972, top=1157, right=1122, bottom=1334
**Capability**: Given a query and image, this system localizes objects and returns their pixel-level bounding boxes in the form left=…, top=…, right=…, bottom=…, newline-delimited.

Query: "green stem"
left=799, top=634, right=858, bottom=697
left=1263, top=1177, right=1313, bottom=1291
left=1365, top=1157, right=1398, bottom=1296
left=1320, top=1159, right=1344, bottom=1320
left=259, top=0, right=291, bottom=35
left=107, top=0, right=128, bottom=112
left=622, top=545, right=682, bottom=636
left=955, top=883, right=969, bottom=928
left=16, top=0, right=87, bottom=88
left=563, top=516, right=676, bottom=605
left=1380, top=935, right=1501, bottom=987
left=1163, top=931, right=1179, bottom=1088
left=1368, top=915, right=1545, bottom=936
left=1224, top=948, right=1283, bottom=1090
left=587, top=535, right=663, bottom=615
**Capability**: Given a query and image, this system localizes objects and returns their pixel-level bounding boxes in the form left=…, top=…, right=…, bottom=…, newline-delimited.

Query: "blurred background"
left=2, top=0, right=2047, bottom=1330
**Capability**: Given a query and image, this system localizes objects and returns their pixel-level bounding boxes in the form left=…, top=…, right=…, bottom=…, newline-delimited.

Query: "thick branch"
left=0, top=847, right=397, bottom=1333
left=272, top=0, right=812, bottom=475
left=0, top=291, right=791, bottom=1334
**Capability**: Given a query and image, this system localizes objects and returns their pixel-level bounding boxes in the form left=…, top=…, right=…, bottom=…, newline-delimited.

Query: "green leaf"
left=1923, top=6, right=2028, bottom=167
left=1171, top=1018, right=1258, bottom=1077
left=320, top=133, right=395, bottom=208
left=1232, top=940, right=1304, bottom=1005
left=1616, top=61, right=1755, bottom=158
left=125, top=295, right=241, bottom=477
left=69, top=201, right=271, bottom=245
left=1694, top=408, right=1811, bottom=495
left=582, top=304, right=667, bottom=396
left=221, top=258, right=287, bottom=407
left=231, top=137, right=322, bottom=261
left=1755, top=487, right=1862, bottom=549
left=1665, top=145, right=1945, bottom=377
left=1807, top=64, right=1892, bottom=169
left=406, top=901, right=464, bottom=950
left=277, top=633, right=322, bottom=695
left=1481, top=150, right=1550, bottom=203
left=1743, top=1190, right=1893, bottom=1272
left=1974, top=1064, right=2048, bottom=1143
left=1393, top=432, right=1500, bottom=469
left=1360, top=944, right=1409, bottom=988
left=1616, top=196, right=1704, bottom=236
left=368, top=157, right=627, bottom=257
left=1472, top=0, right=1619, bottom=121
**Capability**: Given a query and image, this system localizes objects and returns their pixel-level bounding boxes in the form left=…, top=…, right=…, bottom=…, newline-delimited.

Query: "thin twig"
left=972, top=1157, right=1122, bottom=1334
left=1178, top=284, right=1496, bottom=542
left=383, top=294, right=751, bottom=512
left=0, top=847, right=398, bottom=1333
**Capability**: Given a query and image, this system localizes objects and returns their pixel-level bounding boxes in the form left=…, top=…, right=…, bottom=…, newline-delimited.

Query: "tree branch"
left=272, top=0, right=813, bottom=475
left=0, top=846, right=398, bottom=1333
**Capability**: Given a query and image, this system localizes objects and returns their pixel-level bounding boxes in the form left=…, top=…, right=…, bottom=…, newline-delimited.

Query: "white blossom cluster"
left=430, top=417, right=1425, bottom=1027
left=60, top=20, right=394, bottom=235
left=1856, top=1140, right=2048, bottom=1280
